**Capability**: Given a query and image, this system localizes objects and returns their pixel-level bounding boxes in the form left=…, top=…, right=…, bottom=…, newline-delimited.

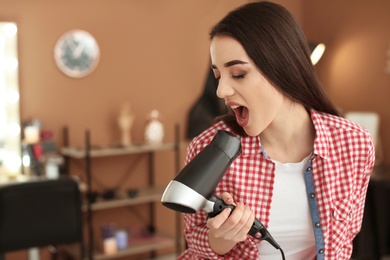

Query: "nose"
left=216, top=77, right=235, bottom=99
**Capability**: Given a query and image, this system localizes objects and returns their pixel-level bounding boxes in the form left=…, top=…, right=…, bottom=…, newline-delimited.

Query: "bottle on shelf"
left=144, top=109, right=164, bottom=145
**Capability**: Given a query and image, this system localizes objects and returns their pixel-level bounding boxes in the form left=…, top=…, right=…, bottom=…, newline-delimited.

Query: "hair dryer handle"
left=207, top=195, right=235, bottom=218
left=207, top=195, right=281, bottom=250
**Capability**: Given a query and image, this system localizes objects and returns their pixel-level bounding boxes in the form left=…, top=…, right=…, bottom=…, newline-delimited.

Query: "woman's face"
left=210, top=35, right=285, bottom=136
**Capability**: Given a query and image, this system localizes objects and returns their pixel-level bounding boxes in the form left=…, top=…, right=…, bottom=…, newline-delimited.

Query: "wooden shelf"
left=63, top=234, right=175, bottom=260
left=83, top=187, right=166, bottom=211
left=61, top=126, right=182, bottom=258
left=93, top=234, right=175, bottom=260
left=61, top=143, right=175, bottom=159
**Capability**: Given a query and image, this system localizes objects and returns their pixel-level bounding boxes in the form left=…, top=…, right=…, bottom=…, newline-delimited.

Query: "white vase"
left=144, top=110, right=164, bottom=145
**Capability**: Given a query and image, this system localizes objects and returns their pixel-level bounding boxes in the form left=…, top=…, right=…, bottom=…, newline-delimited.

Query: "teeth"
left=231, top=105, right=239, bottom=109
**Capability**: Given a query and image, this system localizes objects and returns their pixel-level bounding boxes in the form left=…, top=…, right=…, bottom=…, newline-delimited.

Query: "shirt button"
left=318, top=248, right=324, bottom=254
left=306, top=167, right=312, bottom=171
left=310, top=193, right=316, bottom=199
left=315, top=222, right=321, bottom=228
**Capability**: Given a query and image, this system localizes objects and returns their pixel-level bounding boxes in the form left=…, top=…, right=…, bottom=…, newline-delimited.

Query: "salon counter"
left=352, top=164, right=390, bottom=260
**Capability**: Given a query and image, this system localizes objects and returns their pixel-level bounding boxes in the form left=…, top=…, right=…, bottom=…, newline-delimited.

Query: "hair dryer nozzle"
left=161, top=130, right=241, bottom=212
left=161, top=180, right=208, bottom=213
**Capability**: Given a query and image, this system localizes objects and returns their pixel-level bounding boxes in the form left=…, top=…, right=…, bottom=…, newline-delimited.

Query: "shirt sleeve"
left=349, top=133, right=376, bottom=239
left=182, top=211, right=260, bottom=259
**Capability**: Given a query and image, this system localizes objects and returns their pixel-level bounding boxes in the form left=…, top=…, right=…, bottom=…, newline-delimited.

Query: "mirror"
left=0, top=22, right=21, bottom=178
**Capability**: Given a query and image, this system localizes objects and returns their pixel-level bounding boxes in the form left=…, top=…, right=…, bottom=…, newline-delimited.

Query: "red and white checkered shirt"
left=178, top=110, right=375, bottom=260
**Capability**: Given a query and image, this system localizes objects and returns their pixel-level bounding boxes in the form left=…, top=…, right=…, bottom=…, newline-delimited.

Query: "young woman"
left=179, top=1, right=375, bottom=259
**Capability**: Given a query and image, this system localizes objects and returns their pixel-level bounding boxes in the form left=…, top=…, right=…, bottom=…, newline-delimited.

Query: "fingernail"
left=225, top=198, right=233, bottom=203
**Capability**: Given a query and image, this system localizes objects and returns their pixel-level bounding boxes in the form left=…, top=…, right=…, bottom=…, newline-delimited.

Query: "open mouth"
left=231, top=105, right=249, bottom=126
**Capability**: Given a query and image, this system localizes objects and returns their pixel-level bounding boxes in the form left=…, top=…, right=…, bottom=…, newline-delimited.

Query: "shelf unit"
left=81, top=187, right=166, bottom=212
left=61, top=126, right=181, bottom=259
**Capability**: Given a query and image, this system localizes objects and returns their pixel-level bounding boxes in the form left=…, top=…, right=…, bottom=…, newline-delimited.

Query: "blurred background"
left=0, top=0, right=389, bottom=259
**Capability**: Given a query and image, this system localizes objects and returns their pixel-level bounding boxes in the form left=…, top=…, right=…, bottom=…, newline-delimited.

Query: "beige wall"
left=302, top=0, right=390, bottom=164
left=2, top=0, right=248, bottom=147
left=0, top=0, right=301, bottom=148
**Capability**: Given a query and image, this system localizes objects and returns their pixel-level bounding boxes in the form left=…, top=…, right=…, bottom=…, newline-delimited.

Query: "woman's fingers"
left=208, top=202, right=254, bottom=243
left=223, top=202, right=254, bottom=241
left=207, top=207, right=232, bottom=235
left=220, top=192, right=234, bottom=205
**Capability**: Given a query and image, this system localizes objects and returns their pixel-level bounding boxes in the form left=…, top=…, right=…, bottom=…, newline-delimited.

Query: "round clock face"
left=54, top=30, right=100, bottom=78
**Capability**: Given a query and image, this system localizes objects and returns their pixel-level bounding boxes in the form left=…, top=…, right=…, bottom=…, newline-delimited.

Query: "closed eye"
left=232, top=74, right=245, bottom=79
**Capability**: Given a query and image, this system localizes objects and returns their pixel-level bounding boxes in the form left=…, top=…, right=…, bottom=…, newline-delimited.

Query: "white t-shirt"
left=258, top=155, right=316, bottom=260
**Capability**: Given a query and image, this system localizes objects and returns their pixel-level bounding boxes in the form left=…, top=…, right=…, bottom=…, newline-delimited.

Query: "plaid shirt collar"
left=311, top=109, right=330, bottom=160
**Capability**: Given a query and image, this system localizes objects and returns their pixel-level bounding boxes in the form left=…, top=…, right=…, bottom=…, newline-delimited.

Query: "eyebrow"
left=211, top=60, right=248, bottom=69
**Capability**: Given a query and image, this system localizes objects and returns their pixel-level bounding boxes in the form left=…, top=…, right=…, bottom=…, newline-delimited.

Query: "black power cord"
left=253, top=235, right=285, bottom=260
left=255, top=237, right=286, bottom=260
left=279, top=248, right=286, bottom=260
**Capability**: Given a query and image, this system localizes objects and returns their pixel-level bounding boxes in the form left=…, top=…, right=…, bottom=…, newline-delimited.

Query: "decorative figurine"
left=118, top=102, right=135, bottom=147
left=144, top=109, right=164, bottom=145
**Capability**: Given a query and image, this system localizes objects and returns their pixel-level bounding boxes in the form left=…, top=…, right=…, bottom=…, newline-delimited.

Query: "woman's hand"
left=207, top=192, right=255, bottom=255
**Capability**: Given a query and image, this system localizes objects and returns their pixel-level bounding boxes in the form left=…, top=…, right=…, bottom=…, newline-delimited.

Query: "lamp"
left=309, top=42, right=326, bottom=65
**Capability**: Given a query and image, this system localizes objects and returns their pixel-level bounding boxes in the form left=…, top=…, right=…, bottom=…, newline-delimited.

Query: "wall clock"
left=54, top=30, right=100, bottom=78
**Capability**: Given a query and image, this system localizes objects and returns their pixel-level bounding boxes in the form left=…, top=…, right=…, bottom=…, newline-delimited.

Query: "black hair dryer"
left=161, top=130, right=280, bottom=250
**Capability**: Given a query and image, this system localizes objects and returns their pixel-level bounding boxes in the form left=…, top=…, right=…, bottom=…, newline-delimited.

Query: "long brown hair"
left=210, top=1, right=339, bottom=135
